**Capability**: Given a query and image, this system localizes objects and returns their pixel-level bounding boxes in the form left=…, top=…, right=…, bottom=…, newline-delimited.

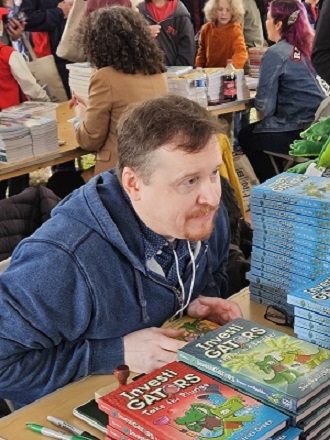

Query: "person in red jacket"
left=0, top=7, right=49, bottom=199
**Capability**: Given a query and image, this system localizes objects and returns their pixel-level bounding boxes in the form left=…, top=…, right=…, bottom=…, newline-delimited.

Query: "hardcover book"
left=271, top=426, right=302, bottom=440
left=177, top=318, right=330, bottom=413
left=251, top=198, right=330, bottom=220
left=251, top=205, right=330, bottom=227
left=99, top=361, right=289, bottom=440
left=161, top=316, right=220, bottom=342
left=287, top=276, right=330, bottom=317
left=251, top=173, right=330, bottom=208
left=294, top=307, right=330, bottom=326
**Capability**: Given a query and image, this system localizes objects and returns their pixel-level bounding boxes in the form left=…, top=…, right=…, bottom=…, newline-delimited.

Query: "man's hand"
left=123, top=327, right=186, bottom=373
left=7, top=18, right=25, bottom=41
left=57, top=1, right=72, bottom=18
left=187, top=296, right=243, bottom=325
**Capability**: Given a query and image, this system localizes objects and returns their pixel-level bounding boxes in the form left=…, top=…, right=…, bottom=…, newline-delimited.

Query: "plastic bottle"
left=194, top=67, right=208, bottom=108
left=223, top=59, right=237, bottom=101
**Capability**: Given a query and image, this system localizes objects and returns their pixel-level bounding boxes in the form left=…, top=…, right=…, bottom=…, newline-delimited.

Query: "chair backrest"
left=315, top=96, right=330, bottom=121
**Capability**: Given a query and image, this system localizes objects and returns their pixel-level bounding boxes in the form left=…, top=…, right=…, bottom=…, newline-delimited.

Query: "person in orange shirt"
left=195, top=0, right=248, bottom=69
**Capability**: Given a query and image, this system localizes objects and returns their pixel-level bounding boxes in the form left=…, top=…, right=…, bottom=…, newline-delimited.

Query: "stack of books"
left=0, top=117, right=33, bottom=163
left=99, top=360, right=289, bottom=440
left=167, top=69, right=207, bottom=102
left=287, top=275, right=330, bottom=350
left=178, top=318, right=330, bottom=439
left=248, top=47, right=268, bottom=77
left=22, top=116, right=58, bottom=156
left=248, top=173, right=330, bottom=315
left=204, top=68, right=224, bottom=104
left=235, top=69, right=250, bottom=100
left=67, top=62, right=96, bottom=102
left=2, top=101, right=58, bottom=120
left=165, top=66, right=193, bottom=78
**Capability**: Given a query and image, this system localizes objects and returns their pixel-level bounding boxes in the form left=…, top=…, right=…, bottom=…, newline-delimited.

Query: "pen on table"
left=47, top=416, right=100, bottom=440
left=26, top=423, right=93, bottom=440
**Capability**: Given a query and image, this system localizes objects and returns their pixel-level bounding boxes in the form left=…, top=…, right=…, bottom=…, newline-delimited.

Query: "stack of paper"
left=67, top=62, right=96, bottom=101
left=236, top=69, right=250, bottom=100
left=3, top=102, right=58, bottom=120
left=0, top=117, right=33, bottom=163
left=248, top=172, right=330, bottom=317
left=248, top=47, right=268, bottom=77
left=204, top=67, right=224, bottom=104
left=167, top=70, right=203, bottom=101
left=165, top=66, right=193, bottom=78
left=245, top=75, right=259, bottom=90
left=22, top=117, right=58, bottom=156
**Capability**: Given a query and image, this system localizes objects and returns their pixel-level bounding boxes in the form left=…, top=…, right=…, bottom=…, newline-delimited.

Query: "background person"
left=0, top=95, right=242, bottom=407
left=195, top=0, right=248, bottom=69
left=238, top=0, right=325, bottom=183
left=137, top=0, right=196, bottom=66
left=311, top=0, right=330, bottom=86
left=73, top=6, right=168, bottom=178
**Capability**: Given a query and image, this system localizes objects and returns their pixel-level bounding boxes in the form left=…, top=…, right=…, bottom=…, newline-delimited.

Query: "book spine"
left=108, top=416, right=155, bottom=440
left=106, top=424, right=133, bottom=440
left=287, top=295, right=330, bottom=316
left=98, top=402, right=160, bottom=440
left=187, top=356, right=298, bottom=413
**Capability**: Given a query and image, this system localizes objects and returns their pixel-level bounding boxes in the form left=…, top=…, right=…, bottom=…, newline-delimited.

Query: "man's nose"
left=197, top=180, right=221, bottom=206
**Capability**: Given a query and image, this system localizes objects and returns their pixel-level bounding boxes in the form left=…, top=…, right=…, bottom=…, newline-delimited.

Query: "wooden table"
left=0, top=103, right=86, bottom=181
left=207, top=96, right=255, bottom=117
left=0, top=289, right=293, bottom=440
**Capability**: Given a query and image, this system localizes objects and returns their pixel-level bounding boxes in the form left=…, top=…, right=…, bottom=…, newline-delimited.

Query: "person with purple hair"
left=238, top=0, right=325, bottom=183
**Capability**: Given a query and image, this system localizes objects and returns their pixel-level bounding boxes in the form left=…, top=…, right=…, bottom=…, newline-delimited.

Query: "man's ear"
left=122, top=166, right=141, bottom=201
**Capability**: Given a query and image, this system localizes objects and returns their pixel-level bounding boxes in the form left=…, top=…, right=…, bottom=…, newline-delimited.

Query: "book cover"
left=294, top=307, right=330, bottom=326
left=161, top=316, right=220, bottom=342
left=287, top=276, right=330, bottom=317
left=99, top=361, right=288, bottom=440
left=251, top=173, right=330, bottom=206
left=250, top=205, right=330, bottom=227
left=251, top=212, right=330, bottom=231
left=294, top=327, right=330, bottom=349
left=178, top=318, right=330, bottom=413
left=251, top=199, right=330, bottom=220
left=271, top=426, right=302, bottom=440
left=294, top=316, right=330, bottom=334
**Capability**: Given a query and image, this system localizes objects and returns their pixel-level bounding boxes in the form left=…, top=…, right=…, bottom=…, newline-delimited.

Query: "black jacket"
left=312, top=0, right=330, bottom=85
left=0, top=186, right=59, bottom=262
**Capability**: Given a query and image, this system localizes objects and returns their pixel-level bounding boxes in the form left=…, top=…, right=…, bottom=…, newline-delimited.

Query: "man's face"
left=127, top=135, right=222, bottom=241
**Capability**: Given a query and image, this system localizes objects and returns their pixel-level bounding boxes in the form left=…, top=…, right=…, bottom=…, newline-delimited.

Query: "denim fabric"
left=254, top=39, right=325, bottom=133
left=0, top=170, right=230, bottom=406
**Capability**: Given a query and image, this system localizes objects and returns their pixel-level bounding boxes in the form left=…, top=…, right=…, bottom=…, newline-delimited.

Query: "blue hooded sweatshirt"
left=0, top=170, right=229, bottom=406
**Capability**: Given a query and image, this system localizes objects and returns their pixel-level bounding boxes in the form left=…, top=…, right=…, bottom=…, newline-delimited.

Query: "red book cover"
left=99, top=361, right=288, bottom=440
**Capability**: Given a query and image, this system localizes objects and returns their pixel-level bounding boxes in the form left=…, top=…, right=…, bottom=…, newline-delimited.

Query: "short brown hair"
left=117, top=95, right=221, bottom=183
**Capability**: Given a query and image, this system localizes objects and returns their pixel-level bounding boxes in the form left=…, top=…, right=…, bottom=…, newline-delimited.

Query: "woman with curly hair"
left=238, top=0, right=325, bottom=183
left=195, top=0, right=248, bottom=68
left=73, top=7, right=168, bottom=176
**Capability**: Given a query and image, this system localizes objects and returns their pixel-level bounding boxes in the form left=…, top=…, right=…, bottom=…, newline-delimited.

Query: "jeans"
left=238, top=122, right=302, bottom=183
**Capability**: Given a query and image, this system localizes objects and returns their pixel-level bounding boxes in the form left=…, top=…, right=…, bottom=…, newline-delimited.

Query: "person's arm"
left=9, top=50, right=50, bottom=101
left=232, top=25, right=248, bottom=69
left=175, top=16, right=196, bottom=66
left=20, top=0, right=69, bottom=32
left=312, top=0, right=330, bottom=85
left=195, top=25, right=207, bottom=68
left=254, top=49, right=281, bottom=118
left=76, top=70, right=113, bottom=152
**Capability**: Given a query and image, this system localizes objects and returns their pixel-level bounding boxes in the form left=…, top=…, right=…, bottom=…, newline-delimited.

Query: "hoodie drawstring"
left=134, top=268, right=150, bottom=323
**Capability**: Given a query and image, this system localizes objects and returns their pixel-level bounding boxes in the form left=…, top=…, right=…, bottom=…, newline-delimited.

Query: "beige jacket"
left=76, top=66, right=168, bottom=175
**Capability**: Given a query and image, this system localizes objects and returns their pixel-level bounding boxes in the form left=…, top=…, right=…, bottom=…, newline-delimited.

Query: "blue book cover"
left=251, top=173, right=330, bottom=209
left=249, top=280, right=290, bottom=296
left=287, top=276, right=330, bottom=316
left=253, top=238, right=330, bottom=264
left=270, top=426, right=302, bottom=440
left=178, top=318, right=330, bottom=414
left=251, top=205, right=330, bottom=227
left=294, top=316, right=330, bottom=334
left=246, top=272, right=303, bottom=291
left=249, top=265, right=312, bottom=285
left=294, top=326, right=330, bottom=345
left=294, top=307, right=330, bottom=326
left=251, top=212, right=330, bottom=230
left=251, top=199, right=330, bottom=220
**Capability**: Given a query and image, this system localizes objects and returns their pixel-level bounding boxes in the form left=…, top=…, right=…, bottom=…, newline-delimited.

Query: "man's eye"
left=187, top=177, right=197, bottom=185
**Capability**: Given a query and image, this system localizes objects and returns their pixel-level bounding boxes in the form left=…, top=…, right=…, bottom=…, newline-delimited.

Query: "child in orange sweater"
left=195, top=0, right=248, bottom=68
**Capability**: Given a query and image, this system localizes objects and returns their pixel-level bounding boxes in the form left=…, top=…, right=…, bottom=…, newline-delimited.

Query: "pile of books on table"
left=288, top=275, right=330, bottom=350
left=204, top=67, right=224, bottom=104
left=97, top=318, right=330, bottom=440
left=247, top=173, right=330, bottom=317
left=0, top=104, right=59, bottom=161
left=248, top=47, right=268, bottom=77
left=67, top=62, right=96, bottom=102
left=0, top=117, right=33, bottom=163
left=165, top=66, right=193, bottom=78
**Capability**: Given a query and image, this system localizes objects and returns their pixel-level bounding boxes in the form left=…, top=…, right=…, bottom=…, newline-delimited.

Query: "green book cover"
left=178, top=318, right=330, bottom=414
